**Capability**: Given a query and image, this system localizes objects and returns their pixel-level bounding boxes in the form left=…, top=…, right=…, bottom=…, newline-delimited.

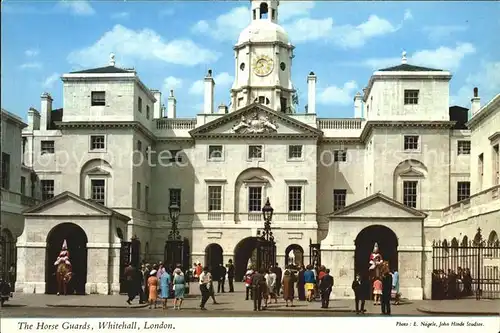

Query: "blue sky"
left=2, top=0, right=499, bottom=120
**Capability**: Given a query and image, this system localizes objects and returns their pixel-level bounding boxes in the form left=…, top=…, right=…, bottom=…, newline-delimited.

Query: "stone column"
left=109, top=242, right=122, bottom=294
left=85, top=244, right=110, bottom=295
left=15, top=243, right=46, bottom=294
left=322, top=245, right=355, bottom=299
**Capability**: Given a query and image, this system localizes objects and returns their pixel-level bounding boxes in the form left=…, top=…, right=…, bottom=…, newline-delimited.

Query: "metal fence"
left=432, top=229, right=500, bottom=300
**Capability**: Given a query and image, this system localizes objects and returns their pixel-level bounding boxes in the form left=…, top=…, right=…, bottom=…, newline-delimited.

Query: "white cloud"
left=423, top=25, right=468, bottom=42
left=403, top=9, right=413, bottom=21
left=163, top=76, right=183, bottom=93
left=318, top=80, right=358, bottom=106
left=19, top=62, right=42, bottom=70
left=189, top=72, right=234, bottom=95
left=58, top=0, right=95, bottom=16
left=285, top=14, right=398, bottom=47
left=43, top=73, right=60, bottom=89
left=451, top=61, right=500, bottom=107
left=25, top=49, right=39, bottom=57
left=67, top=24, right=220, bottom=68
left=111, top=12, right=130, bottom=20
left=192, top=6, right=249, bottom=42
left=279, top=1, right=315, bottom=22
left=363, top=43, right=476, bottom=71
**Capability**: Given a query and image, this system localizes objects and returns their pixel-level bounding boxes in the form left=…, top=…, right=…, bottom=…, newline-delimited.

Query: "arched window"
left=254, top=96, right=270, bottom=105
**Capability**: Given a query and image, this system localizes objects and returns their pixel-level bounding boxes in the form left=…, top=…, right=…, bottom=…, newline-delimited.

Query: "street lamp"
left=164, top=203, right=184, bottom=272
left=257, top=198, right=276, bottom=270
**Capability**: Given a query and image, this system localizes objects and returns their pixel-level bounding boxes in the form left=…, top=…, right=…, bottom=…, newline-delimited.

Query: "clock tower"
left=230, top=0, right=296, bottom=113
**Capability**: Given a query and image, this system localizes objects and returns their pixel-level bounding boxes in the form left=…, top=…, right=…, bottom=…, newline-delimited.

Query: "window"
left=41, top=179, right=54, bottom=201
left=404, top=90, right=419, bottom=105
left=145, top=186, right=149, bottom=212
left=91, top=91, right=105, bottom=106
left=404, top=135, right=419, bottom=151
left=137, top=140, right=142, bottom=152
left=1, top=153, right=10, bottom=189
left=208, top=145, right=223, bottom=160
left=136, top=182, right=141, bottom=209
left=494, top=144, right=499, bottom=185
left=208, top=186, right=222, bottom=211
left=254, top=96, right=270, bottom=105
left=457, top=141, right=471, bottom=155
left=288, top=145, right=303, bottom=159
left=91, top=179, right=105, bottom=205
left=169, top=188, right=181, bottom=208
left=20, top=176, right=26, bottom=195
left=478, top=153, right=484, bottom=176
left=168, top=150, right=183, bottom=163
left=333, top=189, right=347, bottom=211
left=41, top=140, right=55, bottom=154
left=288, top=186, right=302, bottom=212
left=238, top=97, right=244, bottom=107
left=457, top=181, right=470, bottom=202
left=403, top=181, right=418, bottom=208
left=90, top=135, right=105, bottom=150
left=333, top=150, right=347, bottom=162
left=248, top=187, right=262, bottom=212
left=146, top=105, right=150, bottom=120
left=138, top=97, right=143, bottom=113
left=248, top=145, right=263, bottom=159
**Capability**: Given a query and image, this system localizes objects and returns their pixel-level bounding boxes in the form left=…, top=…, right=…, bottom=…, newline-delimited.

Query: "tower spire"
left=251, top=0, right=279, bottom=23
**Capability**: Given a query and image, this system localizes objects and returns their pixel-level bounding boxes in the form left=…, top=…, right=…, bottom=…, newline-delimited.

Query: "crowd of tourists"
left=431, top=267, right=473, bottom=299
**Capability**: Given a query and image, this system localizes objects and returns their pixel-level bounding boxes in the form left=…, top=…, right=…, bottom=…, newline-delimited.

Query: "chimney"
left=471, top=87, right=481, bottom=116
left=40, top=93, right=53, bottom=130
left=218, top=102, right=228, bottom=114
left=27, top=107, right=40, bottom=131
left=204, top=69, right=215, bottom=114
left=151, top=90, right=162, bottom=119
left=307, top=72, right=316, bottom=114
left=354, top=92, right=363, bottom=118
left=167, top=90, right=177, bottom=118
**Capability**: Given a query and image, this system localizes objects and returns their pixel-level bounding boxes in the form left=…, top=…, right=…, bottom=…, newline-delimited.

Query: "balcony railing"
left=442, top=185, right=500, bottom=218
left=1, top=188, right=39, bottom=208
left=156, top=119, right=197, bottom=130
left=317, top=118, right=362, bottom=130
left=200, top=212, right=314, bottom=222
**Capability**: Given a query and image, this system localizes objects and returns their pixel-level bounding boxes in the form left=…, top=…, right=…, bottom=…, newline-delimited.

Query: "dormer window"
left=255, top=96, right=270, bottom=105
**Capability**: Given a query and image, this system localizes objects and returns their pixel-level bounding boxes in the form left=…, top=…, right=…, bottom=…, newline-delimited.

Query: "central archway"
left=354, top=225, right=399, bottom=278
left=234, top=237, right=259, bottom=281
left=45, top=223, right=88, bottom=295
left=284, top=244, right=304, bottom=268
left=204, top=243, right=223, bottom=272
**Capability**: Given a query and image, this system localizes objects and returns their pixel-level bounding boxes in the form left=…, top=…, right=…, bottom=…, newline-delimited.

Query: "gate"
left=119, top=241, right=131, bottom=294
left=309, top=240, right=321, bottom=268
left=432, top=228, right=500, bottom=300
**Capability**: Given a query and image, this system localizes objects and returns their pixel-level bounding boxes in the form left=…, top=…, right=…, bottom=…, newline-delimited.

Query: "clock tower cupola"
left=230, top=0, right=296, bottom=113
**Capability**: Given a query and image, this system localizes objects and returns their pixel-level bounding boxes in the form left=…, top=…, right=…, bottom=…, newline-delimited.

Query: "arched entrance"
left=45, top=223, right=88, bottom=295
left=1, top=229, right=16, bottom=281
left=284, top=244, right=304, bottom=268
left=354, top=225, right=398, bottom=278
left=234, top=237, right=258, bottom=281
left=204, top=243, right=223, bottom=271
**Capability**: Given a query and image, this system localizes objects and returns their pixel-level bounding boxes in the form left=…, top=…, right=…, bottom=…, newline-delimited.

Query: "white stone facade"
left=8, top=1, right=500, bottom=297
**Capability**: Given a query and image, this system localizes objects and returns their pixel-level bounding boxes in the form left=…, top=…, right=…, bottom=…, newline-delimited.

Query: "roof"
left=378, top=63, right=443, bottom=72
left=70, top=66, right=132, bottom=74
left=331, top=192, right=428, bottom=218
left=23, top=191, right=131, bottom=222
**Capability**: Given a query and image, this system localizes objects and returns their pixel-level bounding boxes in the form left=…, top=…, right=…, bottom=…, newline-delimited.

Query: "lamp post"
left=257, top=198, right=276, bottom=270
left=164, top=203, right=184, bottom=270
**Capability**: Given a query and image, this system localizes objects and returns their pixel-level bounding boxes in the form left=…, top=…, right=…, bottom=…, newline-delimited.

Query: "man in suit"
left=273, top=263, right=282, bottom=296
left=217, top=263, right=227, bottom=293
left=319, top=269, right=334, bottom=308
left=251, top=267, right=267, bottom=311
left=227, top=259, right=235, bottom=292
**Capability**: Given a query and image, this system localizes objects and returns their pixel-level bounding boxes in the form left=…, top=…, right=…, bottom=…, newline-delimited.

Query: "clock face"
left=253, top=55, right=274, bottom=76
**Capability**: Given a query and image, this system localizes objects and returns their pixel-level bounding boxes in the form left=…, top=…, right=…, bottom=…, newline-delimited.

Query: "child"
left=373, top=277, right=382, bottom=305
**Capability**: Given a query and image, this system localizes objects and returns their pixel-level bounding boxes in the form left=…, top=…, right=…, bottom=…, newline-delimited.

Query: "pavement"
left=2, top=283, right=500, bottom=316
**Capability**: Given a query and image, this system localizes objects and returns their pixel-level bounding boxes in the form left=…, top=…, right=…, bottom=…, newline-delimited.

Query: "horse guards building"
left=1, top=1, right=499, bottom=299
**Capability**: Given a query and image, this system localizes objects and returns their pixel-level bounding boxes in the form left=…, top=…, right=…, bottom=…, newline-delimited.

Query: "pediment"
left=399, top=167, right=424, bottom=178
left=86, top=166, right=111, bottom=176
left=331, top=193, right=427, bottom=219
left=189, top=103, right=323, bottom=138
left=23, top=191, right=130, bottom=221
left=242, top=176, right=269, bottom=184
